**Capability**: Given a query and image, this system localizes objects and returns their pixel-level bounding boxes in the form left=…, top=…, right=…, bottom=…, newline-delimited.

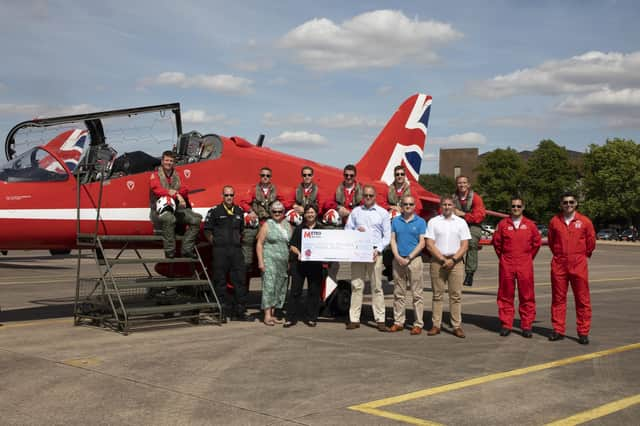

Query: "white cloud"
left=269, top=131, right=328, bottom=147
left=469, top=51, right=640, bottom=99
left=376, top=85, right=392, bottom=95
left=182, top=109, right=236, bottom=125
left=278, top=9, right=462, bottom=71
left=430, top=132, right=487, bottom=146
left=555, top=87, right=640, bottom=115
left=140, top=72, right=254, bottom=95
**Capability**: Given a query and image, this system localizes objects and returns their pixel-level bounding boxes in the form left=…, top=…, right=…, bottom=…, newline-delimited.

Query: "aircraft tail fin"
left=356, top=93, right=432, bottom=185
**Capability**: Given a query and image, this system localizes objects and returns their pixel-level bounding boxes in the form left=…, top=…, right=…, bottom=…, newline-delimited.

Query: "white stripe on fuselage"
left=0, top=207, right=210, bottom=221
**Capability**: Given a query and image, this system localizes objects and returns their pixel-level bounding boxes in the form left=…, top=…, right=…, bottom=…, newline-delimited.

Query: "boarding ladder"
left=72, top=149, right=222, bottom=334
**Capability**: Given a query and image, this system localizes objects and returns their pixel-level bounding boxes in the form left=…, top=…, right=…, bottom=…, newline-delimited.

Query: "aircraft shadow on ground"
left=0, top=303, right=74, bottom=322
left=0, top=262, right=72, bottom=270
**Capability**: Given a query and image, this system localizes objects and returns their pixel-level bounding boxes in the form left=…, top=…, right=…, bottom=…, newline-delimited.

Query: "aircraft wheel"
left=330, top=280, right=351, bottom=317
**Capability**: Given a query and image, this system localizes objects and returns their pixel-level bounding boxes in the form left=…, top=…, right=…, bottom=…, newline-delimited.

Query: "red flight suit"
left=548, top=212, right=596, bottom=336
left=492, top=216, right=542, bottom=330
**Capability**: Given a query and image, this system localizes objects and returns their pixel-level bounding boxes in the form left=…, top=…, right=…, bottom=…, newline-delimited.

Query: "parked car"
left=536, top=224, right=548, bottom=238
left=619, top=229, right=638, bottom=242
left=596, top=228, right=619, bottom=240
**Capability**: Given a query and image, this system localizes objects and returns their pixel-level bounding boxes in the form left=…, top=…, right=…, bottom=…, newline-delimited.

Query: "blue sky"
left=1, top=0, right=639, bottom=172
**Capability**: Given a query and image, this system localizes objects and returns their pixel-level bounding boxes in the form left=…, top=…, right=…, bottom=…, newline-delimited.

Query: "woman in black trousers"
left=285, top=204, right=324, bottom=327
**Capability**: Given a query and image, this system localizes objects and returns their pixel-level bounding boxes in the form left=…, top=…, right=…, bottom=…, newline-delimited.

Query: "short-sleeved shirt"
left=391, top=215, right=427, bottom=257
left=425, top=214, right=471, bottom=256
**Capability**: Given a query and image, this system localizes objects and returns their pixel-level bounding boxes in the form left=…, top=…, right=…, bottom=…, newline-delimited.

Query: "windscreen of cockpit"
left=0, top=147, right=68, bottom=182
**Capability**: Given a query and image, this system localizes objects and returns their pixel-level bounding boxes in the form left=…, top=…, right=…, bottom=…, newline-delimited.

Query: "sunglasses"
left=344, top=173, right=355, bottom=178
left=402, top=203, right=414, bottom=206
left=302, top=173, right=313, bottom=177
left=511, top=204, right=523, bottom=208
left=562, top=200, right=577, bottom=205
left=363, top=194, right=375, bottom=198
left=260, top=174, right=271, bottom=178
left=395, top=173, right=405, bottom=177
left=271, top=210, right=284, bottom=214
left=224, top=193, right=235, bottom=197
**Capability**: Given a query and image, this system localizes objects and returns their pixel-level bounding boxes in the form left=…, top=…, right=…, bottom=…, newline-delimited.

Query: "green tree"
left=418, top=173, right=456, bottom=197
left=523, top=139, right=579, bottom=223
left=475, top=148, right=526, bottom=215
left=581, top=138, right=640, bottom=227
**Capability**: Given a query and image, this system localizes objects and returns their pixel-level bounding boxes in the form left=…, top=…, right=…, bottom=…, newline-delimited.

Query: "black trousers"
left=288, top=261, right=323, bottom=321
left=212, top=247, right=247, bottom=314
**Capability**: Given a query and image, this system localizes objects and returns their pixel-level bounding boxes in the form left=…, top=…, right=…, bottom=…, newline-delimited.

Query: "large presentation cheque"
left=301, top=229, right=374, bottom=262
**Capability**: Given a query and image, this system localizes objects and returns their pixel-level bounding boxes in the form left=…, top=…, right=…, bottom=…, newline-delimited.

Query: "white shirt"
left=345, top=203, right=391, bottom=250
left=425, top=214, right=471, bottom=256
left=564, top=213, right=575, bottom=226
left=512, top=217, right=522, bottom=229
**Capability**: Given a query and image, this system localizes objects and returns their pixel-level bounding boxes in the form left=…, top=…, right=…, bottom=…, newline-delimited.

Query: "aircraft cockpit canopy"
left=0, top=147, right=68, bottom=183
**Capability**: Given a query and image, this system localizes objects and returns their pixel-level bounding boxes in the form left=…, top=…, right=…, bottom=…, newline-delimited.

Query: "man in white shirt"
left=425, top=195, right=471, bottom=338
left=344, top=185, right=391, bottom=332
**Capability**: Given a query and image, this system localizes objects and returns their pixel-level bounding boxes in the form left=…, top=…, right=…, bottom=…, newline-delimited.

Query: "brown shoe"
left=453, top=327, right=466, bottom=338
left=410, top=326, right=422, bottom=335
left=377, top=322, right=389, bottom=332
left=388, top=324, right=404, bottom=332
left=427, top=326, right=441, bottom=336
left=346, top=322, right=360, bottom=330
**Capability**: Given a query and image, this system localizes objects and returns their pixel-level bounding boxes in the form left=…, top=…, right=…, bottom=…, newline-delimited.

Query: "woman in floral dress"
left=256, top=201, right=292, bottom=325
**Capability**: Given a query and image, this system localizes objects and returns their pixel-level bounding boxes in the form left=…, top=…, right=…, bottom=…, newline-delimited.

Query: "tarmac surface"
left=1, top=242, right=640, bottom=425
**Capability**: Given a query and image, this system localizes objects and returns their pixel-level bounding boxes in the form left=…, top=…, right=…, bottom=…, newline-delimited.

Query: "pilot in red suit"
left=150, top=150, right=202, bottom=258
left=547, top=192, right=596, bottom=345
left=492, top=197, right=541, bottom=338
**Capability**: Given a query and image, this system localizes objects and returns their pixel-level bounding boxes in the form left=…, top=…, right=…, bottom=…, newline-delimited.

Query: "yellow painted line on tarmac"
left=349, top=342, right=640, bottom=424
left=545, top=393, right=640, bottom=426
left=0, top=317, right=72, bottom=329
left=350, top=407, right=443, bottom=426
left=467, top=276, right=640, bottom=292
left=62, top=357, right=102, bottom=367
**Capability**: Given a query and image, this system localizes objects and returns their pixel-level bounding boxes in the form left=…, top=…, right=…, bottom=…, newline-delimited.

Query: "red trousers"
left=497, top=260, right=535, bottom=330
left=551, top=256, right=592, bottom=335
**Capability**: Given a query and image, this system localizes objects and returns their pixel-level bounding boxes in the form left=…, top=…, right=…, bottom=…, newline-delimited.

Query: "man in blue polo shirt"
left=389, top=195, right=427, bottom=335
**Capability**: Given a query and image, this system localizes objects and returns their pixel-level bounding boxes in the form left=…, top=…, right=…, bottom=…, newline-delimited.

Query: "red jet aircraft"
left=0, top=94, right=441, bottom=256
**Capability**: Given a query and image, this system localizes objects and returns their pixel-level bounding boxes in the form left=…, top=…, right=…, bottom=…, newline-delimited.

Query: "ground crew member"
left=292, top=166, right=322, bottom=215
left=149, top=150, right=202, bottom=258
left=425, top=195, right=471, bottom=338
left=548, top=192, right=596, bottom=344
left=388, top=195, right=426, bottom=335
left=204, top=186, right=251, bottom=322
left=492, top=197, right=542, bottom=338
left=453, top=175, right=486, bottom=286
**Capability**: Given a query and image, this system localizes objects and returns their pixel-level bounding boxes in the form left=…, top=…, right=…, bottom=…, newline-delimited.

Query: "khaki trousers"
left=350, top=256, right=385, bottom=323
left=430, top=260, right=464, bottom=328
left=392, top=257, right=424, bottom=328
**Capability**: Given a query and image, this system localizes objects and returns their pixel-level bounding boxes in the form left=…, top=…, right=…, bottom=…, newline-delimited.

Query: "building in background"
left=439, top=148, right=479, bottom=183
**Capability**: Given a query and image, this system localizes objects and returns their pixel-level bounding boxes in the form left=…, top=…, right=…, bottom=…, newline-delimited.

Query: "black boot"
left=463, top=273, right=474, bottom=287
